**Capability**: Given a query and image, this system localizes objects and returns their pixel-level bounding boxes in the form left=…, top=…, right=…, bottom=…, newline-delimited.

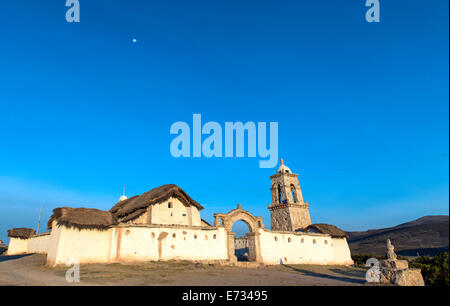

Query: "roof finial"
left=119, top=185, right=128, bottom=202
left=280, top=158, right=284, bottom=165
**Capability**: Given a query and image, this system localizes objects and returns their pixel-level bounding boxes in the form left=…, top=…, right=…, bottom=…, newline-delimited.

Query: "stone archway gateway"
left=214, top=204, right=264, bottom=263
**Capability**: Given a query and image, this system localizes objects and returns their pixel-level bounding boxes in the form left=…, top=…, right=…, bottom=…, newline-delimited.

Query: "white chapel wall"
left=112, top=226, right=228, bottom=262
left=47, top=226, right=113, bottom=266
left=258, top=229, right=352, bottom=265
left=6, top=237, right=29, bottom=255
left=150, top=197, right=201, bottom=226
left=27, top=233, right=50, bottom=254
left=330, top=237, right=354, bottom=265
left=46, top=224, right=229, bottom=266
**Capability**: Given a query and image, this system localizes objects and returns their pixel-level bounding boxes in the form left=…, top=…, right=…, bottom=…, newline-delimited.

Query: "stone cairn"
left=379, top=239, right=425, bottom=286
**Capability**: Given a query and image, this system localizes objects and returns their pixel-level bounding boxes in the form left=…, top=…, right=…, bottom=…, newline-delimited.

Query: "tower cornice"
left=270, top=172, right=298, bottom=179
left=269, top=202, right=309, bottom=210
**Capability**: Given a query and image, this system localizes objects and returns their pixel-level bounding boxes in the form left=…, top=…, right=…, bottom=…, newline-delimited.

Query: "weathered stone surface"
left=386, top=239, right=397, bottom=260
left=376, top=241, right=424, bottom=286
left=394, top=268, right=425, bottom=286
left=380, top=259, right=409, bottom=270
left=380, top=268, right=397, bottom=284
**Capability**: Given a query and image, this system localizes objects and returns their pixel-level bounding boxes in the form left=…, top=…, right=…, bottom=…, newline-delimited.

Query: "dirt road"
left=0, top=254, right=366, bottom=286
left=0, top=254, right=78, bottom=285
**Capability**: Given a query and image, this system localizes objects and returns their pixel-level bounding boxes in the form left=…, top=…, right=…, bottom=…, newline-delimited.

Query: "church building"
left=6, top=160, right=353, bottom=267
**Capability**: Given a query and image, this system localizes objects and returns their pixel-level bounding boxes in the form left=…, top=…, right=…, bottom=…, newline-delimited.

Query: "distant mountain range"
left=346, top=215, right=449, bottom=256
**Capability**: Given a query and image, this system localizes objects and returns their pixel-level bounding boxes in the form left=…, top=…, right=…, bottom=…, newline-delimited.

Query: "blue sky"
left=0, top=0, right=448, bottom=243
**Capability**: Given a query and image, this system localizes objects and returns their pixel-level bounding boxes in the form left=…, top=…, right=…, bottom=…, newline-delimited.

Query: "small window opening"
left=278, top=185, right=283, bottom=204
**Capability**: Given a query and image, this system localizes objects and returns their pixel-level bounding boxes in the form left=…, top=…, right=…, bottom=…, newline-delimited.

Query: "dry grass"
left=38, top=260, right=199, bottom=285
left=272, top=263, right=366, bottom=275
left=27, top=256, right=367, bottom=286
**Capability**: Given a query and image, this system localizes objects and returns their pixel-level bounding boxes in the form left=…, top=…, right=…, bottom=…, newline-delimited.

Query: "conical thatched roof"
left=48, top=207, right=118, bottom=231
left=7, top=228, right=36, bottom=239
left=305, top=223, right=348, bottom=238
left=110, top=184, right=203, bottom=223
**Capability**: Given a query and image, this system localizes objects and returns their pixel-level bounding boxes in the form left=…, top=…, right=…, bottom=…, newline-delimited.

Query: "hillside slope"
left=346, top=215, right=449, bottom=256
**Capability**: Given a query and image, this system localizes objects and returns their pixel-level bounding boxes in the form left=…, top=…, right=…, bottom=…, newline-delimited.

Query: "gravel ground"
left=0, top=254, right=367, bottom=286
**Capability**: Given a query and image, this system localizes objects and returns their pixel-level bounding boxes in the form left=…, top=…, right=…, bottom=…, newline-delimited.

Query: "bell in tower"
left=268, top=159, right=311, bottom=231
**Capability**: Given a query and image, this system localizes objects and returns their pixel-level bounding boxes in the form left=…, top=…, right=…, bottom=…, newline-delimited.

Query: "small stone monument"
left=379, top=239, right=425, bottom=286
left=386, top=239, right=397, bottom=260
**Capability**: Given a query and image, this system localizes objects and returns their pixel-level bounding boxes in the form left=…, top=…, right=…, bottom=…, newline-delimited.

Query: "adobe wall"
left=27, top=233, right=50, bottom=254
left=123, top=197, right=202, bottom=227
left=43, top=221, right=352, bottom=267
left=258, top=229, right=353, bottom=265
left=47, top=225, right=113, bottom=266
left=114, top=225, right=228, bottom=262
left=6, top=237, right=29, bottom=255
left=331, top=237, right=354, bottom=265
left=46, top=224, right=228, bottom=266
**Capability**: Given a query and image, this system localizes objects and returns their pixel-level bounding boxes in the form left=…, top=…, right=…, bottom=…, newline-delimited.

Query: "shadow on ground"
left=329, top=268, right=367, bottom=278
left=283, top=265, right=366, bottom=284
left=0, top=254, right=33, bottom=263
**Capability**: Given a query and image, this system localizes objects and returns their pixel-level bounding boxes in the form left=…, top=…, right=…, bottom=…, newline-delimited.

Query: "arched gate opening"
left=214, top=204, right=264, bottom=263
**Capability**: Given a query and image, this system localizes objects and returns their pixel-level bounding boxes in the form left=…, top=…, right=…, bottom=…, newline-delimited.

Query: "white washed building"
left=7, top=160, right=353, bottom=267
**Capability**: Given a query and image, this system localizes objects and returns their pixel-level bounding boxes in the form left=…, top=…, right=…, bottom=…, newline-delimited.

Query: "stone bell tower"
left=268, top=159, right=311, bottom=231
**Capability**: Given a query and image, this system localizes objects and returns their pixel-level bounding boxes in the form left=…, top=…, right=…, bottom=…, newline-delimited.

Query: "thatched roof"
left=48, top=207, right=118, bottom=231
left=305, top=224, right=348, bottom=238
left=7, top=228, right=36, bottom=239
left=110, top=184, right=204, bottom=223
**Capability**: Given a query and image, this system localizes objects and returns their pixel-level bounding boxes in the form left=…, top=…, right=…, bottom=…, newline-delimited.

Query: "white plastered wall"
left=46, top=225, right=228, bottom=266
left=44, top=224, right=352, bottom=266
left=330, top=237, right=354, bottom=265
left=6, top=237, right=29, bottom=255
left=47, top=225, right=113, bottom=266
left=150, top=197, right=202, bottom=226
left=116, top=226, right=228, bottom=262
left=27, top=233, right=50, bottom=254
left=258, top=229, right=353, bottom=265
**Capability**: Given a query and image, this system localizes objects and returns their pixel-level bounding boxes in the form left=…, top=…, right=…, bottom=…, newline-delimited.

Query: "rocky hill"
left=346, top=215, right=449, bottom=256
